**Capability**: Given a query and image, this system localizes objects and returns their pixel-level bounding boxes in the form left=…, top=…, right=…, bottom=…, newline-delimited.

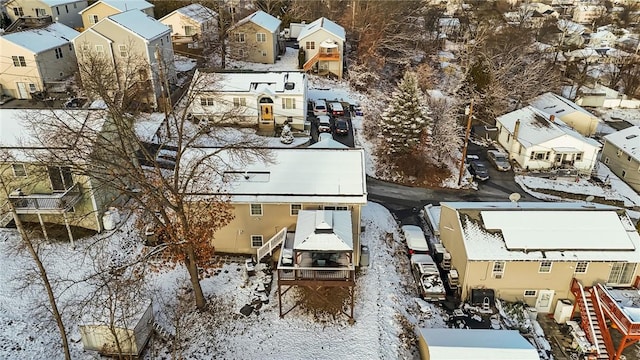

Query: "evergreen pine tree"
left=378, top=71, right=431, bottom=157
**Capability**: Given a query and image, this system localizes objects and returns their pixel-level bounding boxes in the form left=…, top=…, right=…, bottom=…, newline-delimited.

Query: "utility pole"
left=155, top=46, right=171, bottom=137
left=457, top=100, right=473, bottom=186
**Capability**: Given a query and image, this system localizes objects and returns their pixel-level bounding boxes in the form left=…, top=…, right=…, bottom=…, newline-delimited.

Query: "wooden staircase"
left=303, top=53, right=320, bottom=71
left=572, top=279, right=613, bottom=359
left=256, top=227, right=287, bottom=262
left=0, top=202, right=13, bottom=228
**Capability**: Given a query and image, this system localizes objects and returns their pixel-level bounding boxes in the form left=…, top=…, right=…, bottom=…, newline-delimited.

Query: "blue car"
left=468, top=160, right=490, bottom=181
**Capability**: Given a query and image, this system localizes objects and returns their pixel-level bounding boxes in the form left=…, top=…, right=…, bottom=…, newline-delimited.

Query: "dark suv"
left=334, top=119, right=349, bottom=135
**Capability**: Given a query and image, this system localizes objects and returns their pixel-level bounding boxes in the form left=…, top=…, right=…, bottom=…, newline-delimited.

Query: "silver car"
left=487, top=150, right=512, bottom=171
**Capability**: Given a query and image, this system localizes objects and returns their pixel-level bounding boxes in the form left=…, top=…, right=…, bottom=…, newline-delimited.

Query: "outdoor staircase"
left=152, top=321, right=174, bottom=342
left=303, top=53, right=320, bottom=71
left=256, top=227, right=287, bottom=263
left=573, top=279, right=612, bottom=359
left=0, top=202, right=13, bottom=228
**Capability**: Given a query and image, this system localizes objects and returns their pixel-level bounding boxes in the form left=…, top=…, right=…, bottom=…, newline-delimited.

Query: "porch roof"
left=293, top=210, right=353, bottom=251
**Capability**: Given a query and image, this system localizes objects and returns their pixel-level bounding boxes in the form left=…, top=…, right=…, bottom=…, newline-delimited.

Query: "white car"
left=401, top=225, right=429, bottom=255
left=487, top=150, right=511, bottom=171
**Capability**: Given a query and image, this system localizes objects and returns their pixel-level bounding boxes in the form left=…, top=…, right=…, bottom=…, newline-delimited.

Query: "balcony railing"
left=318, top=52, right=340, bottom=61
left=8, top=183, right=82, bottom=214
left=595, top=283, right=640, bottom=336
left=278, top=266, right=355, bottom=282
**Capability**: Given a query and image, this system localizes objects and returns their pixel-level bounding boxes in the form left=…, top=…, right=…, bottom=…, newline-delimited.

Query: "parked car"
left=410, top=254, right=446, bottom=301
left=353, top=104, right=363, bottom=116
left=334, top=119, right=349, bottom=135
left=401, top=225, right=429, bottom=255
left=313, top=99, right=327, bottom=116
left=317, top=115, right=332, bottom=133
left=328, top=102, right=344, bottom=116
left=487, top=150, right=511, bottom=171
left=468, top=160, right=490, bottom=181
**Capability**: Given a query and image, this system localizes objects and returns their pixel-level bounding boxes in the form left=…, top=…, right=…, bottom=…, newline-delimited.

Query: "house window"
left=575, top=262, right=588, bottom=274
left=250, top=203, right=263, bottom=216
left=12, top=164, right=27, bottom=177
left=621, top=170, right=627, bottom=178
left=539, top=260, right=552, bottom=273
left=48, top=166, right=73, bottom=191
left=65, top=5, right=68, bottom=13
left=200, top=97, right=214, bottom=106
left=184, top=25, right=195, bottom=36
left=628, top=155, right=633, bottom=162
left=90, top=14, right=99, bottom=24
left=305, top=41, right=315, bottom=50
left=234, top=33, right=245, bottom=42
left=251, top=235, right=263, bottom=248
left=238, top=49, right=245, bottom=57
left=233, top=97, right=246, bottom=107
left=282, top=98, right=296, bottom=109
left=604, top=157, right=610, bottom=164
left=95, top=45, right=104, bottom=56
left=290, top=204, right=302, bottom=216
left=13, top=7, right=24, bottom=16
left=36, top=8, right=46, bottom=16
left=530, top=152, right=549, bottom=160
left=575, top=152, right=583, bottom=161
left=608, top=263, right=637, bottom=285
left=56, top=7, right=60, bottom=15
left=261, top=50, right=267, bottom=57
left=55, top=48, right=63, bottom=59
left=28, top=84, right=36, bottom=92
left=68, top=44, right=73, bottom=51
left=256, top=33, right=266, bottom=42
left=324, top=205, right=349, bottom=211
left=492, top=261, right=505, bottom=278
left=12, top=56, right=26, bottom=67
left=524, top=290, right=537, bottom=297
left=119, top=45, right=127, bottom=57
left=617, top=149, right=623, bottom=157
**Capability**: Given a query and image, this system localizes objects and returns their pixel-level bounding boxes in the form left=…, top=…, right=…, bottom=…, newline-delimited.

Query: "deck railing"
left=8, top=183, right=82, bottom=214
left=256, top=227, right=287, bottom=261
left=278, top=265, right=354, bottom=282
left=595, top=283, right=640, bottom=335
left=317, top=52, right=340, bottom=61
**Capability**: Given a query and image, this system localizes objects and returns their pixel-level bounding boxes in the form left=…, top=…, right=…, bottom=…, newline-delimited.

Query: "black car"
left=334, top=119, right=349, bottom=135
left=468, top=160, right=490, bottom=181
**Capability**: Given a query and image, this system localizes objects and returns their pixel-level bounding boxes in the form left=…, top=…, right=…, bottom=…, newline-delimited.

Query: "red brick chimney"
left=550, top=114, right=555, bottom=122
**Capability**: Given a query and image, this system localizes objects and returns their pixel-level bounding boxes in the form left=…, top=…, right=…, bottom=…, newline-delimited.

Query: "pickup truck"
left=410, top=254, right=446, bottom=301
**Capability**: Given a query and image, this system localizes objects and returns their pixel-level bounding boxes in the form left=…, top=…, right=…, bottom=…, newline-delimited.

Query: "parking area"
left=307, top=99, right=355, bottom=147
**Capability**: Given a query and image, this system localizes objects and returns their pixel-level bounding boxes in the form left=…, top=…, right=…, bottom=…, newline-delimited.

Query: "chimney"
left=550, top=114, right=555, bottom=123
left=513, top=119, right=521, bottom=140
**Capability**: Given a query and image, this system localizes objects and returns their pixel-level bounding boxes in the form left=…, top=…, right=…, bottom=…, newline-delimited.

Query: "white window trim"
left=250, top=203, right=263, bottom=216
left=575, top=261, right=588, bottom=274
left=250, top=235, right=263, bottom=248
left=539, top=261, right=552, bottom=273
left=256, top=32, right=266, bottom=42
left=492, top=261, right=505, bottom=279
left=524, top=290, right=537, bottom=297
left=290, top=204, right=302, bottom=216
left=12, top=164, right=27, bottom=177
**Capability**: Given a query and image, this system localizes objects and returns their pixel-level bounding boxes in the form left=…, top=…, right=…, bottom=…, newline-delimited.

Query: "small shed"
left=417, top=328, right=540, bottom=360
left=79, top=300, right=154, bottom=357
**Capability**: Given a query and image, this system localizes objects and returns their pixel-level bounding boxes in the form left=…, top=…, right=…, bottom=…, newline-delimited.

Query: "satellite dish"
left=509, top=193, right=521, bottom=203
left=585, top=195, right=595, bottom=203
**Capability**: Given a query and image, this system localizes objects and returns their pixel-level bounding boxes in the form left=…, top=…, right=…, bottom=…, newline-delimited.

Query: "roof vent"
left=625, top=134, right=637, bottom=140
left=284, top=82, right=295, bottom=90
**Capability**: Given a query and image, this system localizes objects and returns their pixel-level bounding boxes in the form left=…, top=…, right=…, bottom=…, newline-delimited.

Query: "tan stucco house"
left=78, top=0, right=153, bottom=30
left=0, top=109, right=119, bottom=238
left=188, top=70, right=308, bottom=131
left=0, top=22, right=79, bottom=99
left=228, top=10, right=281, bottom=64
left=496, top=105, right=601, bottom=174
left=602, top=126, right=640, bottom=193
left=297, top=17, right=345, bottom=79
left=4, top=0, right=87, bottom=29
left=159, top=3, right=217, bottom=49
left=529, top=92, right=601, bottom=137
left=73, top=9, right=176, bottom=109
left=436, top=202, right=640, bottom=315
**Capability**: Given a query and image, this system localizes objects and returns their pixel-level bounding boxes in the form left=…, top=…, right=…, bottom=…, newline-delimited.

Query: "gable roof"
left=293, top=210, right=353, bottom=251
left=604, top=126, right=640, bottom=162
left=442, top=202, right=640, bottom=262
left=529, top=92, right=597, bottom=119
left=297, top=17, right=345, bottom=41
left=159, top=3, right=216, bottom=24
left=192, top=70, right=306, bottom=95
left=107, top=10, right=170, bottom=41
left=232, top=10, right=280, bottom=33
left=2, top=22, right=79, bottom=54
left=41, top=0, right=84, bottom=6
left=496, top=106, right=600, bottom=148
left=80, top=0, right=153, bottom=14
left=183, top=148, right=367, bottom=204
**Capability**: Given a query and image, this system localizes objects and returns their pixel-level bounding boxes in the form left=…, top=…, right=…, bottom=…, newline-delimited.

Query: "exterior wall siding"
left=81, top=2, right=154, bottom=30
left=230, top=22, right=277, bottom=64
left=602, top=141, right=640, bottom=193
left=299, top=29, right=343, bottom=78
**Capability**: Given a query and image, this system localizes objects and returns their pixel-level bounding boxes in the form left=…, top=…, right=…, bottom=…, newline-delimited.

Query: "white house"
left=589, top=30, right=617, bottom=48
left=572, top=5, right=606, bottom=24
left=4, top=0, right=88, bottom=28
left=0, top=22, right=79, bottom=99
left=297, top=17, right=345, bottom=79
left=188, top=70, right=308, bottom=131
left=495, top=105, right=601, bottom=173
left=529, top=92, right=601, bottom=137
left=159, top=3, right=217, bottom=49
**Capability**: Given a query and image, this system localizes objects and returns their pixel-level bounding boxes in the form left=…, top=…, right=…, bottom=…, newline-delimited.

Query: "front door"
left=16, top=82, right=28, bottom=99
left=535, top=290, right=555, bottom=313
left=260, top=104, right=273, bottom=121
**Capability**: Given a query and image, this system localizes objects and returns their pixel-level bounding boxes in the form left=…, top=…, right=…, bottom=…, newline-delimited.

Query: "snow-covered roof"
left=232, top=10, right=280, bottom=33
left=133, top=113, right=165, bottom=143
left=80, top=0, right=153, bottom=14
left=297, top=17, right=345, bottom=41
left=496, top=106, right=600, bottom=148
left=192, top=70, right=306, bottom=95
left=604, top=126, right=640, bottom=162
left=41, top=0, right=83, bottom=6
left=529, top=92, right=597, bottom=119
left=159, top=3, right=216, bottom=24
left=81, top=299, right=151, bottom=328
left=293, top=210, right=353, bottom=251
left=0, top=109, right=108, bottom=162
left=107, top=10, right=170, bottom=41
left=558, top=19, right=586, bottom=34
left=1, top=22, right=79, bottom=54
left=442, top=202, right=640, bottom=262
left=417, top=328, right=539, bottom=360
left=590, top=30, right=615, bottom=40
left=185, top=147, right=367, bottom=204
left=308, top=137, right=348, bottom=149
